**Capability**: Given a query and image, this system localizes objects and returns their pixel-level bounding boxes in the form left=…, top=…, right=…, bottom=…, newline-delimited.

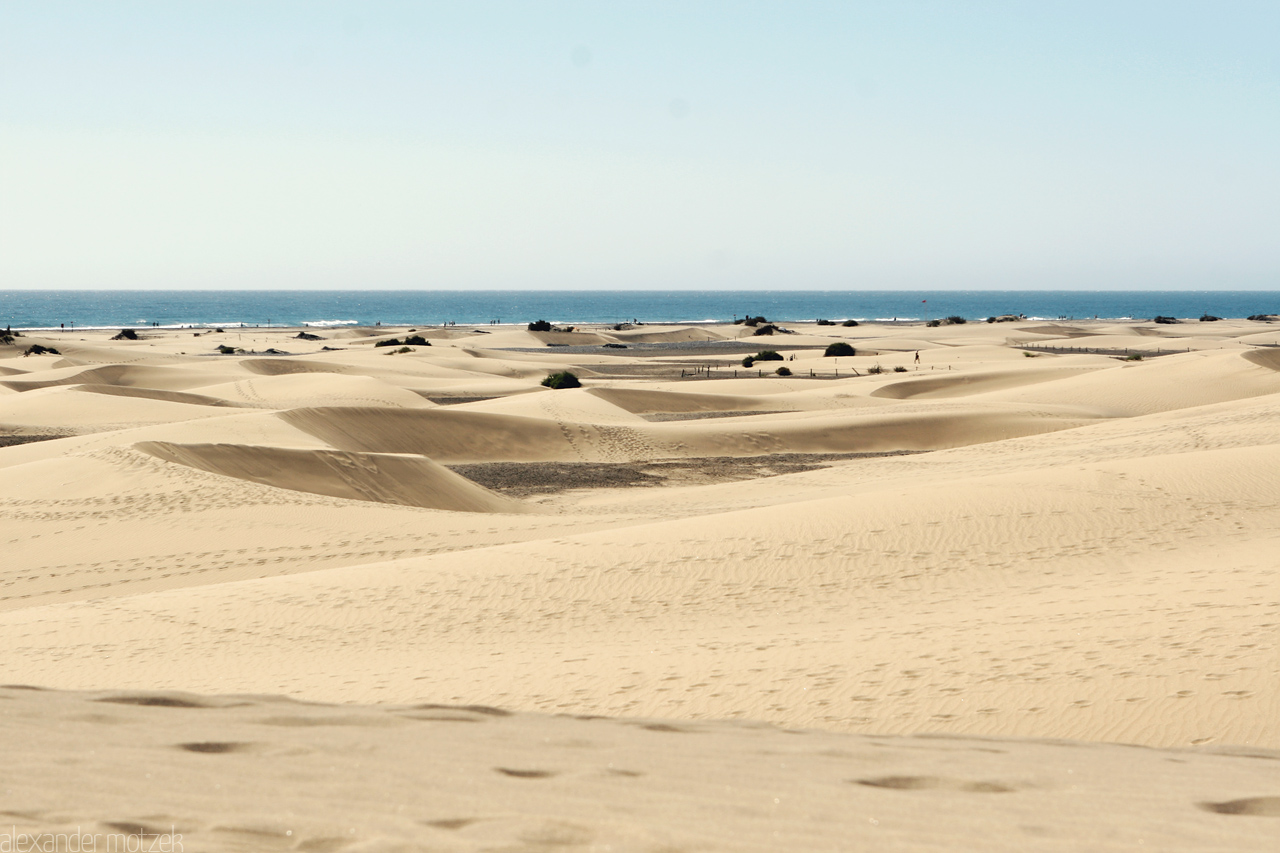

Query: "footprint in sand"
left=1197, top=797, right=1280, bottom=817
left=853, top=775, right=1016, bottom=793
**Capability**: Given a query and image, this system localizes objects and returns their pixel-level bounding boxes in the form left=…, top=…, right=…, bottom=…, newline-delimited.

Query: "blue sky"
left=2, top=1, right=1278, bottom=290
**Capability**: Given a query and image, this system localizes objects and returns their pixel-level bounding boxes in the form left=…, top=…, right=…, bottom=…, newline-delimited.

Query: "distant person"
left=914, top=351, right=920, bottom=364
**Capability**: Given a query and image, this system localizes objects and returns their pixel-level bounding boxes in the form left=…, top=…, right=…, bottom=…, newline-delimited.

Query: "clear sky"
left=2, top=1, right=1278, bottom=290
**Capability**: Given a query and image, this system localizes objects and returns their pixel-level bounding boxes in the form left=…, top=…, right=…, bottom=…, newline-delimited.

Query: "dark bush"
left=742, top=356, right=755, bottom=367
left=926, top=319, right=941, bottom=327
left=946, top=315, right=967, bottom=325
left=753, top=323, right=778, bottom=336
left=403, top=335, right=429, bottom=346
left=295, top=331, right=323, bottom=341
left=216, top=345, right=236, bottom=354
left=528, top=320, right=553, bottom=332
left=111, top=329, right=139, bottom=340
left=753, top=350, right=784, bottom=362
left=893, top=365, right=908, bottom=372
left=603, top=342, right=627, bottom=348
left=541, top=371, right=582, bottom=389
left=741, top=315, right=767, bottom=327
left=775, top=366, right=792, bottom=376
left=1153, top=316, right=1179, bottom=324
left=1247, top=314, right=1276, bottom=322
left=815, top=319, right=834, bottom=326
left=842, top=319, right=859, bottom=327
left=823, top=342, right=856, bottom=357
left=24, top=344, right=59, bottom=355
left=1199, top=314, right=1221, bottom=322
left=867, top=364, right=884, bottom=374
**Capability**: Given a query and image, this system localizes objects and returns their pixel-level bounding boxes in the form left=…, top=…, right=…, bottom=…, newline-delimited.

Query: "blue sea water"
left=1, top=290, right=1278, bottom=331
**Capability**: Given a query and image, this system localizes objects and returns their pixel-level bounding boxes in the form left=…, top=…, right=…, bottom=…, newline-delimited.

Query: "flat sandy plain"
left=1, top=317, right=1277, bottom=851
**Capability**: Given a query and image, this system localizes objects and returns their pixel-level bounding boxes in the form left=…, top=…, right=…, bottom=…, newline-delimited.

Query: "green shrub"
left=1153, top=316, right=1178, bottom=324
left=528, top=320, right=553, bottom=332
left=753, top=350, right=784, bottom=362
left=893, top=365, right=908, bottom=372
left=1023, top=351, right=1039, bottom=358
left=823, top=342, right=856, bottom=357
left=752, top=323, right=777, bottom=335
left=742, top=356, right=755, bottom=367
left=541, top=371, right=582, bottom=389
left=926, top=319, right=941, bottom=327
left=216, top=345, right=235, bottom=354
left=946, top=315, right=966, bottom=325
left=867, top=364, right=884, bottom=374
left=24, top=344, right=59, bottom=355
left=775, top=366, right=792, bottom=376
left=815, top=319, right=834, bottom=326
left=1199, top=314, right=1221, bottom=322
left=842, top=319, right=859, bottom=327
left=1124, top=353, right=1144, bottom=361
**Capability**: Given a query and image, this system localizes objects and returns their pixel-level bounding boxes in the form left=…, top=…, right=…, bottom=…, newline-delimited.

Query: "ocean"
left=2, top=290, right=1278, bottom=331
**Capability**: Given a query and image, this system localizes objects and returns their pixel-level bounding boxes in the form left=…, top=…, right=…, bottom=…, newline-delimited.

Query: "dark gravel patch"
left=422, top=395, right=503, bottom=406
left=449, top=451, right=925, bottom=497
left=0, top=434, right=65, bottom=447
left=641, top=410, right=787, bottom=422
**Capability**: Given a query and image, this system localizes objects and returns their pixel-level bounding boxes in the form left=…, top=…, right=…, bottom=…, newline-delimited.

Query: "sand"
left=1, top=317, right=1277, bottom=850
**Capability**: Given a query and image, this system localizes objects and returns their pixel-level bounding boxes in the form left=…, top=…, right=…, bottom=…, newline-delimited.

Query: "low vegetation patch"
left=775, top=366, right=792, bottom=376
left=111, top=329, right=139, bottom=340
left=753, top=350, right=784, bottom=362
left=823, top=342, right=856, bottom=357
left=541, top=371, right=582, bottom=389
left=1199, top=314, right=1221, bottom=322
left=375, top=335, right=429, bottom=348
left=893, top=365, right=908, bottom=372
left=842, top=319, right=859, bottom=327
left=24, top=344, right=59, bottom=355
left=1153, top=315, right=1179, bottom=324
left=866, top=364, right=884, bottom=374
left=528, top=319, right=553, bottom=331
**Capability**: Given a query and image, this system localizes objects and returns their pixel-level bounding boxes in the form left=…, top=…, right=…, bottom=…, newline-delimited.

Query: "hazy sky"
left=2, top=1, right=1278, bottom=290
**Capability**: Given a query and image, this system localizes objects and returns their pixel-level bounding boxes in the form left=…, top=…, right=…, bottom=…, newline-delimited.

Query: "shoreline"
left=8, top=315, right=1279, bottom=334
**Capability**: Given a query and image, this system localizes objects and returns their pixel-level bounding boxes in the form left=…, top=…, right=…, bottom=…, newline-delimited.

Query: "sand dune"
left=871, top=366, right=1103, bottom=399
left=3, top=686, right=1276, bottom=853
left=137, top=441, right=529, bottom=512
left=3, top=319, right=1279, bottom=850
left=192, top=373, right=433, bottom=409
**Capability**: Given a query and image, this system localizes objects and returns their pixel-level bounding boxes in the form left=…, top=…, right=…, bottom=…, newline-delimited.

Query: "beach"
left=1, top=316, right=1277, bottom=850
